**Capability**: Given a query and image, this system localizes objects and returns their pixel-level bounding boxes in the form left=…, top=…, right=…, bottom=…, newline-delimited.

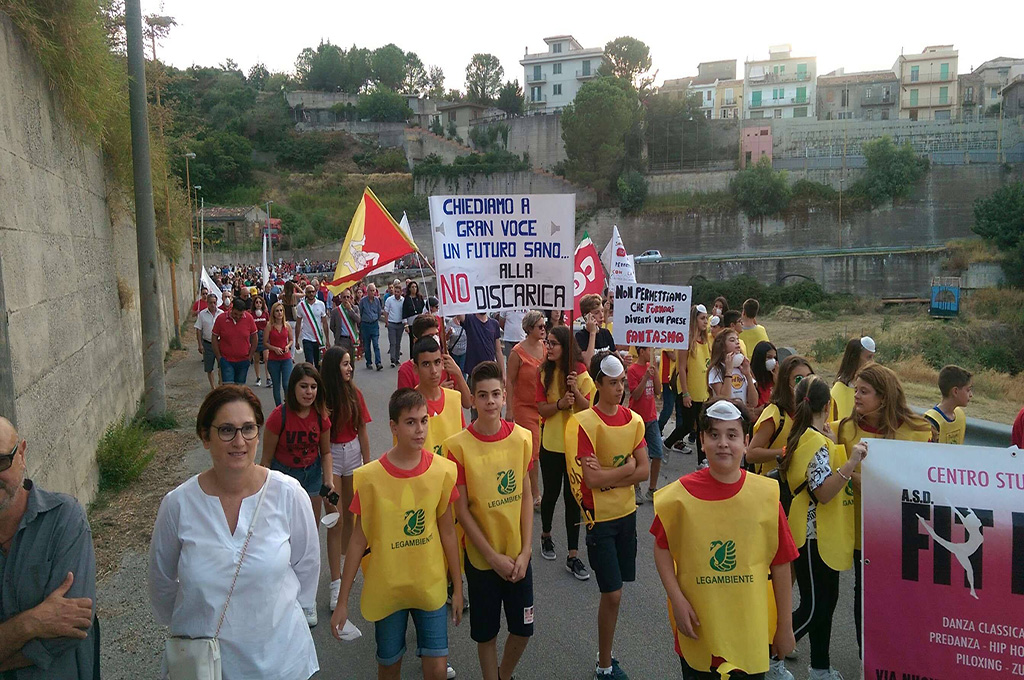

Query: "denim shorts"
left=270, top=458, right=322, bottom=495
left=585, top=511, right=638, bottom=593
left=645, top=419, right=664, bottom=460
left=373, top=605, right=449, bottom=666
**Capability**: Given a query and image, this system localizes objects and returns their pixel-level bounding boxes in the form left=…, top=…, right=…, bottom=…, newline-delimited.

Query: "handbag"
left=165, top=477, right=269, bottom=680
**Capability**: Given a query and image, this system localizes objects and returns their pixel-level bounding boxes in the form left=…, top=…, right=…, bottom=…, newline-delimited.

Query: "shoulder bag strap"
left=214, top=477, right=270, bottom=638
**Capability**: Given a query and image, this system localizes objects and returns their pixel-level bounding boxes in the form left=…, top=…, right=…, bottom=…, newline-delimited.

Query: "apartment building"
left=817, top=69, right=899, bottom=121
left=520, top=35, right=604, bottom=112
left=658, top=61, right=741, bottom=118
left=744, top=45, right=817, bottom=119
left=716, top=79, right=744, bottom=119
left=959, top=57, right=1024, bottom=120
left=894, top=45, right=958, bottom=121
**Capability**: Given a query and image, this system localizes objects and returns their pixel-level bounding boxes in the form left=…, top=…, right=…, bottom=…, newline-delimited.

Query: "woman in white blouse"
left=148, top=385, right=320, bottom=679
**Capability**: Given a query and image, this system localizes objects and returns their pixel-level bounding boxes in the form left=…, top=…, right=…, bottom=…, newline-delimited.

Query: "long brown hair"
left=542, top=325, right=582, bottom=397
left=771, top=355, right=814, bottom=416
left=322, top=347, right=362, bottom=441
left=285, top=362, right=328, bottom=418
left=780, top=375, right=831, bottom=474
left=835, top=337, right=866, bottom=386
left=838, top=363, right=929, bottom=441
left=269, top=301, right=287, bottom=330
left=282, top=280, right=297, bottom=305
left=689, top=304, right=709, bottom=348
left=707, top=329, right=736, bottom=389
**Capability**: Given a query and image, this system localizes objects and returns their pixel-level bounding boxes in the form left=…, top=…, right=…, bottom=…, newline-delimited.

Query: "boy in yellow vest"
left=739, top=299, right=770, bottom=358
left=924, top=364, right=972, bottom=445
left=330, top=388, right=462, bottom=680
left=566, top=353, right=650, bottom=679
left=651, top=398, right=798, bottom=680
left=413, top=336, right=467, bottom=457
left=445, top=361, right=534, bottom=680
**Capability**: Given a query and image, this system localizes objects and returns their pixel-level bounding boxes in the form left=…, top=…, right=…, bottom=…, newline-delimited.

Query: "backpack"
left=766, top=466, right=807, bottom=516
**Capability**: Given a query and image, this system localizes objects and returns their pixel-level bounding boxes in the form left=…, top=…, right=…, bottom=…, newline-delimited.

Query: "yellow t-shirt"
left=539, top=364, right=596, bottom=453
left=739, top=324, right=770, bottom=357
left=679, top=339, right=711, bottom=402
left=444, top=422, right=533, bottom=571
left=924, top=405, right=966, bottom=445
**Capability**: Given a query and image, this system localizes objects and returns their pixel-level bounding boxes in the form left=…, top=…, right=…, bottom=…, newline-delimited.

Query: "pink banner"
left=862, top=440, right=1024, bottom=678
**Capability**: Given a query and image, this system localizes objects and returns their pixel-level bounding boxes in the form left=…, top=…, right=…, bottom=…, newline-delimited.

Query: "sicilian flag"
left=573, top=231, right=605, bottom=316
left=327, top=188, right=417, bottom=293
left=376, top=212, right=413, bottom=275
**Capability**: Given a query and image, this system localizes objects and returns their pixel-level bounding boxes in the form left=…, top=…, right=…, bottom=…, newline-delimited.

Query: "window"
left=774, top=109, right=782, bottom=118
left=939, top=86, right=948, bottom=105
left=796, top=87, right=807, bottom=104
left=721, top=108, right=728, bottom=118
left=751, top=90, right=762, bottom=107
left=706, top=90, right=713, bottom=102
left=909, top=89, right=919, bottom=106
left=448, top=111, right=456, bottom=122
left=750, top=110, right=764, bottom=119
left=532, top=65, right=541, bottom=81
left=827, top=90, right=834, bottom=102
left=553, top=84, right=562, bottom=95
left=705, top=110, right=712, bottom=119
left=530, top=86, right=542, bottom=102
left=582, top=60, right=591, bottom=76
left=552, top=63, right=562, bottom=75
left=797, top=63, right=807, bottom=79
left=939, top=63, right=949, bottom=80
left=840, top=89, right=848, bottom=106
left=795, top=106, right=808, bottom=118
left=935, top=110, right=951, bottom=120
left=725, top=88, right=733, bottom=102
left=991, top=87, right=999, bottom=98
left=963, top=86, right=974, bottom=102
left=883, top=86, right=891, bottom=100
left=881, top=110, right=889, bottom=120
left=552, top=43, right=562, bottom=54
left=910, top=65, right=919, bottom=82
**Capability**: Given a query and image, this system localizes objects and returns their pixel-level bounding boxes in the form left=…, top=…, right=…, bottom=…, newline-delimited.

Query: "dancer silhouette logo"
left=902, top=499, right=997, bottom=597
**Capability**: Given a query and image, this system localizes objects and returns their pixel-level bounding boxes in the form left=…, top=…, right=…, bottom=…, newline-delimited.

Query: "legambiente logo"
left=709, top=540, right=738, bottom=572
left=403, top=508, right=426, bottom=537
left=497, top=469, right=517, bottom=496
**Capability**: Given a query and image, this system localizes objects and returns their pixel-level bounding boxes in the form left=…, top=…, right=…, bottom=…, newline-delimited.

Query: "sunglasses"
left=0, top=440, right=21, bottom=473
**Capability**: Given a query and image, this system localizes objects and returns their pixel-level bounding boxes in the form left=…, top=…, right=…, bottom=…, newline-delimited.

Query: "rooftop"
left=818, top=69, right=898, bottom=85
left=436, top=101, right=489, bottom=111
left=971, top=57, right=1024, bottom=73
left=200, top=206, right=263, bottom=220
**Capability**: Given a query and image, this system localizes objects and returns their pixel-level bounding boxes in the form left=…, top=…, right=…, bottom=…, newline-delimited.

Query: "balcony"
left=527, top=96, right=547, bottom=108
left=748, top=71, right=812, bottom=84
left=901, top=93, right=952, bottom=108
left=722, top=98, right=736, bottom=106
left=526, top=73, right=547, bottom=85
left=576, top=69, right=596, bottom=80
left=905, top=67, right=955, bottom=85
left=861, top=94, right=895, bottom=106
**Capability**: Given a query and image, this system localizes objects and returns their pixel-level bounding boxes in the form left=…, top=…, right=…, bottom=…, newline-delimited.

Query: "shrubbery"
left=412, top=151, right=530, bottom=180
left=616, top=171, right=648, bottom=214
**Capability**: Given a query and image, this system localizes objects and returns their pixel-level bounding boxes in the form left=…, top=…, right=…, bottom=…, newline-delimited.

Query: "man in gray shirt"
left=0, top=417, right=97, bottom=679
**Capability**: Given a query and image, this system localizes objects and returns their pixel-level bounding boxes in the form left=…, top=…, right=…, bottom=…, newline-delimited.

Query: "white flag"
left=602, top=225, right=636, bottom=284
left=261, top=234, right=270, bottom=286
left=200, top=267, right=222, bottom=307
left=377, top=212, right=414, bottom=274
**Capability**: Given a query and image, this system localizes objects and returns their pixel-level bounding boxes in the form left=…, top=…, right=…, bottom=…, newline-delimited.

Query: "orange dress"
left=511, top=343, right=543, bottom=460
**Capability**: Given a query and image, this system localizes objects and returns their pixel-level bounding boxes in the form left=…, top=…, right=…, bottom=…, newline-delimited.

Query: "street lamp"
left=265, top=199, right=275, bottom=266
left=194, top=185, right=204, bottom=276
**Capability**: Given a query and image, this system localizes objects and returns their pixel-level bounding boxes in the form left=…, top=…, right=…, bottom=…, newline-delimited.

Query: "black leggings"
left=793, top=539, right=841, bottom=671
left=665, top=398, right=704, bottom=462
left=539, top=447, right=580, bottom=552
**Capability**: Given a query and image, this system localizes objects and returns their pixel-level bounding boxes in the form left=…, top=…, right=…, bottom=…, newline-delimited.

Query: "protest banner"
left=428, top=194, right=574, bottom=315
left=602, top=225, right=636, bottom=284
left=611, top=282, right=691, bottom=349
left=862, top=440, right=1024, bottom=679
left=573, top=231, right=605, bottom=316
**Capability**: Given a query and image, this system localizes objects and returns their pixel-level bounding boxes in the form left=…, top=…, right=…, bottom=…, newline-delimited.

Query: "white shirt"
left=384, top=294, right=404, bottom=324
left=148, top=472, right=320, bottom=680
left=193, top=308, right=222, bottom=343
left=296, top=298, right=327, bottom=344
left=708, top=365, right=749, bottom=403
left=500, top=309, right=527, bottom=343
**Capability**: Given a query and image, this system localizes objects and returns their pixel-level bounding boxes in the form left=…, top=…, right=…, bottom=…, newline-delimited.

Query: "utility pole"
left=183, top=152, right=196, bottom=297
left=265, top=200, right=275, bottom=266
left=125, top=0, right=166, bottom=416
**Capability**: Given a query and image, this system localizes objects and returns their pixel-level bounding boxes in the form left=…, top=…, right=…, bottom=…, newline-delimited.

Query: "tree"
left=600, top=36, right=654, bottom=90
left=560, top=77, right=636, bottom=189
left=495, top=80, right=524, bottom=116
left=295, top=41, right=345, bottom=91
left=371, top=44, right=406, bottom=91
left=973, top=182, right=1024, bottom=286
left=342, top=46, right=373, bottom=93
left=617, top=171, right=648, bottom=214
left=402, top=52, right=428, bottom=94
left=730, top=157, right=791, bottom=220
left=465, top=54, right=504, bottom=103
left=444, top=88, right=464, bottom=103
left=247, top=63, right=269, bottom=90
left=426, top=66, right=446, bottom=99
left=358, top=89, right=413, bottom=122
left=852, top=136, right=928, bottom=207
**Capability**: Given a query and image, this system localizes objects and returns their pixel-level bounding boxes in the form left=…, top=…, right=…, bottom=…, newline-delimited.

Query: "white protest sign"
left=428, top=194, right=575, bottom=315
left=602, top=225, right=636, bottom=283
left=612, top=282, right=691, bottom=349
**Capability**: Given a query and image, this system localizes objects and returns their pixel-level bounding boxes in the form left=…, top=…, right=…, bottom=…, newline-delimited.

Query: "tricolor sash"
left=299, top=299, right=326, bottom=346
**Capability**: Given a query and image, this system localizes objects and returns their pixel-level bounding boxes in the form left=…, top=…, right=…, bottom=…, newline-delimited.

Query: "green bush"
left=810, top=332, right=849, bottom=362
left=353, top=146, right=408, bottom=173
left=96, top=421, right=153, bottom=492
left=730, top=157, right=791, bottom=220
left=848, top=136, right=928, bottom=207
left=357, top=89, right=412, bottom=123
left=616, top=171, right=648, bottom=214
left=412, top=150, right=530, bottom=181
left=644, top=190, right=736, bottom=215
left=145, top=412, right=179, bottom=431
left=275, top=132, right=346, bottom=171
left=778, top=280, right=829, bottom=309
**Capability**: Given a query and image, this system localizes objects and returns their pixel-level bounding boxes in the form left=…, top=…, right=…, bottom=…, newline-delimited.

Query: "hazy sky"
left=146, top=0, right=1019, bottom=88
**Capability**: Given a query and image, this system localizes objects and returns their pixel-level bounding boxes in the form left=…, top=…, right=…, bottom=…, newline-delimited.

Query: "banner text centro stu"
left=428, top=194, right=576, bottom=315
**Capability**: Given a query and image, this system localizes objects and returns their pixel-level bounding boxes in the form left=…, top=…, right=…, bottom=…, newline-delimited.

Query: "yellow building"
left=894, top=45, right=958, bottom=120
left=715, top=79, right=744, bottom=119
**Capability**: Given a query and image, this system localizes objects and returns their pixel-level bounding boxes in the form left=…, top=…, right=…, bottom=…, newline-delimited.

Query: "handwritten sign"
left=611, top=283, right=691, bottom=349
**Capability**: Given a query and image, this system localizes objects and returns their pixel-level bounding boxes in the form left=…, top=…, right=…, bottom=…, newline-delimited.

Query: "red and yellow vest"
left=786, top=429, right=854, bottom=571
left=444, top=425, right=532, bottom=571
left=353, top=454, right=457, bottom=622
left=654, top=474, right=780, bottom=675
left=415, top=387, right=464, bottom=457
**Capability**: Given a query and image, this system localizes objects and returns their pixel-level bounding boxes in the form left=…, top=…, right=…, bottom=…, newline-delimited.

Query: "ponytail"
left=780, top=375, right=831, bottom=474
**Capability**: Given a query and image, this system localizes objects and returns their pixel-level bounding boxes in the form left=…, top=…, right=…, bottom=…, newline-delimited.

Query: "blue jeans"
left=360, top=322, right=381, bottom=367
left=645, top=419, right=664, bottom=460
left=267, top=358, right=293, bottom=406
left=373, top=605, right=449, bottom=666
left=220, top=359, right=250, bottom=384
left=658, top=382, right=676, bottom=433
left=302, top=339, right=322, bottom=370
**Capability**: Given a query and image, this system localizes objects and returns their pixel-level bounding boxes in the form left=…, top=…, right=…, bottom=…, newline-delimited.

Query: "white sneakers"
left=446, top=664, right=456, bottom=678
left=303, top=606, right=317, bottom=627
left=329, top=579, right=340, bottom=612
left=766, top=659, right=794, bottom=680
left=808, top=668, right=844, bottom=680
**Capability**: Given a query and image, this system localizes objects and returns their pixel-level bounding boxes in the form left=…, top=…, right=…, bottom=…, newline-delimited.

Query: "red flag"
left=573, top=231, right=605, bottom=316
left=327, top=187, right=418, bottom=292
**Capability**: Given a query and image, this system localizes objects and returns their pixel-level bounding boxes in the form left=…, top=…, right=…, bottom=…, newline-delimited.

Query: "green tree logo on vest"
left=709, top=540, right=737, bottom=572
left=404, top=509, right=426, bottom=537
left=433, top=444, right=443, bottom=457
left=844, top=479, right=854, bottom=497
left=497, top=469, right=517, bottom=496
left=612, top=455, right=628, bottom=467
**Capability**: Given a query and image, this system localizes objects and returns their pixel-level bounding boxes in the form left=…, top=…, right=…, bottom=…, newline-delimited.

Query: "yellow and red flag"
left=327, top=187, right=418, bottom=293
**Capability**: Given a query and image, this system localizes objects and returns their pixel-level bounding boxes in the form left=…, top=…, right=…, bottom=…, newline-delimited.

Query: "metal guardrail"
left=636, top=244, right=948, bottom=265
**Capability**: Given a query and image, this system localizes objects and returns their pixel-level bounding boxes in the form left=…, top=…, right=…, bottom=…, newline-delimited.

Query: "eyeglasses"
left=213, top=424, right=260, bottom=442
left=0, top=440, right=21, bottom=473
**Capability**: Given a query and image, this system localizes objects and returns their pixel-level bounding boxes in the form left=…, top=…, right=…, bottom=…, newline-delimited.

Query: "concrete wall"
left=414, top=171, right=597, bottom=208
left=646, top=170, right=735, bottom=194
left=0, top=13, right=183, bottom=504
left=472, top=114, right=567, bottom=170
left=404, top=128, right=474, bottom=168
left=295, top=121, right=406, bottom=148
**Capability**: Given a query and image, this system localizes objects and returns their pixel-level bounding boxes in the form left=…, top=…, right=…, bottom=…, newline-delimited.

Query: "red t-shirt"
left=627, top=362, right=658, bottom=423
left=266, top=325, right=292, bottom=360
left=756, top=382, right=773, bottom=407
left=448, top=420, right=534, bottom=485
left=397, top=360, right=455, bottom=390
left=265, top=404, right=332, bottom=468
left=330, top=389, right=372, bottom=444
left=252, top=310, right=269, bottom=333
left=350, top=449, right=459, bottom=514
left=192, top=299, right=205, bottom=315
left=576, top=405, right=645, bottom=511
left=649, top=468, right=799, bottom=659
left=1013, top=406, right=1024, bottom=449
left=212, top=312, right=257, bottom=362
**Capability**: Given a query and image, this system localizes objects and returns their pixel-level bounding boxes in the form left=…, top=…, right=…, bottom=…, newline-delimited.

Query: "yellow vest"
left=654, top=474, right=780, bottom=674
left=680, top=339, right=711, bottom=402
left=786, top=429, right=854, bottom=571
left=353, top=453, right=457, bottom=621
left=564, top=408, right=646, bottom=526
left=416, top=387, right=464, bottom=457
left=444, top=425, right=533, bottom=571
left=539, top=367, right=596, bottom=453
left=924, top=406, right=966, bottom=445
left=739, top=325, right=769, bottom=358
left=835, top=418, right=931, bottom=550
left=752, top=404, right=791, bottom=476
left=830, top=382, right=854, bottom=422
